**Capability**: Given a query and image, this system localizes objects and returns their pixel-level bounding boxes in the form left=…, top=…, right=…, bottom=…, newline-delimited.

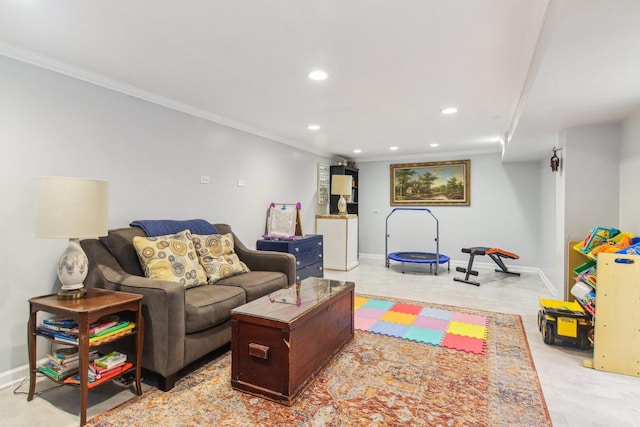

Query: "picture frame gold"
left=390, top=160, right=470, bottom=206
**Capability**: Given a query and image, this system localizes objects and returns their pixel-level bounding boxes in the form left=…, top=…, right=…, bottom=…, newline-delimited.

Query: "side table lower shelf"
left=27, top=288, right=144, bottom=426
left=62, top=362, right=134, bottom=387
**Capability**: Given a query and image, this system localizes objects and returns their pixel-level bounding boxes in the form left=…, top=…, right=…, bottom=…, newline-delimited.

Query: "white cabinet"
left=315, top=214, right=358, bottom=271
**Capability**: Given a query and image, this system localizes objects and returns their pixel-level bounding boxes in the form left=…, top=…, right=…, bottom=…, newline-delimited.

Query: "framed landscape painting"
left=390, top=160, right=470, bottom=206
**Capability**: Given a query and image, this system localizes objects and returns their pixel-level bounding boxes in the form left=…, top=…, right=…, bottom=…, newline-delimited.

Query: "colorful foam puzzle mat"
left=354, top=297, right=489, bottom=355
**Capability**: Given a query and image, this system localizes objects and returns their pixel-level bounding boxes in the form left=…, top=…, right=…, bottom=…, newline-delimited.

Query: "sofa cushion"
left=184, top=284, right=246, bottom=334
left=192, top=233, right=250, bottom=283
left=193, top=232, right=235, bottom=256
left=133, top=230, right=207, bottom=288
left=101, top=227, right=147, bottom=276
left=216, top=271, right=288, bottom=302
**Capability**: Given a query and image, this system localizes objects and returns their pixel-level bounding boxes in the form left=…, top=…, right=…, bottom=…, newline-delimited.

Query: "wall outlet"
left=200, top=176, right=210, bottom=184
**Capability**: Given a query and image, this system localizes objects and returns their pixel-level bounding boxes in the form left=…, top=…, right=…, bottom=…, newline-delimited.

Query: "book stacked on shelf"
left=36, top=314, right=135, bottom=345
left=37, top=317, right=77, bottom=336
left=38, top=348, right=99, bottom=381
left=64, top=351, right=131, bottom=386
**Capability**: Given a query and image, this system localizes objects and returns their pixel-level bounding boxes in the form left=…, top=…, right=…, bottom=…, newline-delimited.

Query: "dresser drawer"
left=295, top=249, right=322, bottom=269
left=288, top=237, right=323, bottom=255
left=296, top=262, right=323, bottom=281
left=256, top=235, right=324, bottom=282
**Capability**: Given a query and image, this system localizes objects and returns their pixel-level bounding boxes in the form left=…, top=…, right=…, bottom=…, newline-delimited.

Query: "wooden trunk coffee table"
left=231, top=277, right=355, bottom=405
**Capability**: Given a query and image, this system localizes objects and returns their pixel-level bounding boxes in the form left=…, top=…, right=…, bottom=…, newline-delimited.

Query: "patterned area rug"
left=88, top=298, right=551, bottom=427
left=355, top=296, right=489, bottom=354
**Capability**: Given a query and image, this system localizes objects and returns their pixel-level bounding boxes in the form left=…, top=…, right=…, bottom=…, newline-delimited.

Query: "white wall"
left=563, top=124, right=620, bottom=241
left=538, top=155, right=560, bottom=295
left=558, top=123, right=620, bottom=299
left=0, top=56, right=332, bottom=381
left=357, top=153, right=541, bottom=267
left=620, top=109, right=640, bottom=232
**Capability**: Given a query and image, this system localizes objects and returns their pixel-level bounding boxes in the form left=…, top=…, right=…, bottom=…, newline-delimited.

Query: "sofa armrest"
left=81, top=239, right=186, bottom=377
left=231, top=233, right=296, bottom=286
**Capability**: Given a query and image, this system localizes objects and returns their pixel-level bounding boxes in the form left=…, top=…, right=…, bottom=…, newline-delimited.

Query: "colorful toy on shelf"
left=615, top=237, right=640, bottom=256
left=570, top=282, right=596, bottom=316
left=579, top=226, right=620, bottom=254
left=573, top=260, right=597, bottom=287
left=588, top=233, right=635, bottom=257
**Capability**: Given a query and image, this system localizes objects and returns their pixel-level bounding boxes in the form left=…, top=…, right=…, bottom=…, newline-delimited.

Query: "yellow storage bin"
left=537, top=297, right=592, bottom=350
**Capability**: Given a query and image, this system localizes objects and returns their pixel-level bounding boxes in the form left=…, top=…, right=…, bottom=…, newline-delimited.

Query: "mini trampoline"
left=385, top=208, right=450, bottom=275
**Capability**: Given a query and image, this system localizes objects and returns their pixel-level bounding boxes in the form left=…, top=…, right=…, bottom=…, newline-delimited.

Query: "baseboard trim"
left=0, top=357, right=49, bottom=391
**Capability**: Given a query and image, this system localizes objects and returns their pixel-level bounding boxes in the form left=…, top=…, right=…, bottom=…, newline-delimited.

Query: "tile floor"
left=2, top=259, right=639, bottom=426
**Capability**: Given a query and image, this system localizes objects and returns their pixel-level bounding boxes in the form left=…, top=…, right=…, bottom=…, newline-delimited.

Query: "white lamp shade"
left=36, top=176, right=109, bottom=238
left=331, top=175, right=352, bottom=196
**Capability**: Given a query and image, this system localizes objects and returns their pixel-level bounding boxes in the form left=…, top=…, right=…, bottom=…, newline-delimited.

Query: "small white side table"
left=315, top=214, right=359, bottom=271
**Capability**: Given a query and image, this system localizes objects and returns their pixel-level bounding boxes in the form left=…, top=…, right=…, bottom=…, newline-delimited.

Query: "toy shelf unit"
left=329, top=165, right=358, bottom=215
left=566, top=230, right=640, bottom=377
left=590, top=253, right=640, bottom=378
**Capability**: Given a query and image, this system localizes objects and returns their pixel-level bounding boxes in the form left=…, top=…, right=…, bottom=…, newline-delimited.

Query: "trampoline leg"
left=401, top=262, right=405, bottom=274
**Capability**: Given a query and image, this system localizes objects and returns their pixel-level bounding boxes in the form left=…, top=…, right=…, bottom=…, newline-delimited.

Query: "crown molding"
left=0, top=42, right=335, bottom=160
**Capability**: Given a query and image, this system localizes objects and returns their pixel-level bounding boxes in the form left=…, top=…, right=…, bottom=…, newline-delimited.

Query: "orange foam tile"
left=354, top=296, right=368, bottom=310
left=380, top=311, right=417, bottom=325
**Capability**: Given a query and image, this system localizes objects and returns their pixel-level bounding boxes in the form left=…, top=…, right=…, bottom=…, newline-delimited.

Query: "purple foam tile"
left=418, top=307, right=454, bottom=320
left=403, top=326, right=445, bottom=345
left=369, top=320, right=409, bottom=338
left=354, top=316, right=378, bottom=331
left=451, top=312, right=488, bottom=326
left=354, top=307, right=386, bottom=320
left=413, top=316, right=449, bottom=331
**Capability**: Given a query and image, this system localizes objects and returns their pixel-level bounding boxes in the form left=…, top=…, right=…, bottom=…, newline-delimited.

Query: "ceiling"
left=1, top=0, right=639, bottom=163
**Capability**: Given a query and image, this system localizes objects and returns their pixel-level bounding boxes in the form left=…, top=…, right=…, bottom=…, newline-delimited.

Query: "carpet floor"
left=88, top=299, right=551, bottom=427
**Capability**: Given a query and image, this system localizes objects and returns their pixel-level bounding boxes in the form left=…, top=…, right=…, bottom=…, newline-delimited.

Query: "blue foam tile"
left=369, top=320, right=409, bottom=338
left=419, top=307, right=454, bottom=320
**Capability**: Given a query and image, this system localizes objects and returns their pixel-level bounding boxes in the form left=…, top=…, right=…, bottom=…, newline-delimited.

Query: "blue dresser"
left=256, top=235, right=323, bottom=282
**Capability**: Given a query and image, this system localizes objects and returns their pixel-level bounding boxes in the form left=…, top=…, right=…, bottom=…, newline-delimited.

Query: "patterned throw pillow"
left=132, top=230, right=207, bottom=288
left=192, top=233, right=250, bottom=283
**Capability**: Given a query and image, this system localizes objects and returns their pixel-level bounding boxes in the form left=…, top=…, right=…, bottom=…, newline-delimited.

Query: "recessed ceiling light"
left=430, top=143, right=440, bottom=147
left=307, top=124, right=320, bottom=130
left=353, top=149, right=362, bottom=154
left=440, top=107, right=458, bottom=115
left=389, top=146, right=399, bottom=151
left=308, top=70, right=328, bottom=81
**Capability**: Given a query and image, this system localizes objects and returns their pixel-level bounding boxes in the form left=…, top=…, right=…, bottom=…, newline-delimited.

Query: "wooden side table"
left=28, top=288, right=144, bottom=426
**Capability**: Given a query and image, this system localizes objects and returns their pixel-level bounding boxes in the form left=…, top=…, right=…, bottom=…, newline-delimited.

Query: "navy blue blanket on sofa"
left=130, top=219, right=218, bottom=237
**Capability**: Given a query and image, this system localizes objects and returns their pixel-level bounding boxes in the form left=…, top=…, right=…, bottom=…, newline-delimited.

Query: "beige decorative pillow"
left=133, top=230, right=207, bottom=288
left=192, top=233, right=250, bottom=283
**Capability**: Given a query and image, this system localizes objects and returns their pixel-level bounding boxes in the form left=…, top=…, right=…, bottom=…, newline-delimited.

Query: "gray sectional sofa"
left=80, top=223, right=295, bottom=391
